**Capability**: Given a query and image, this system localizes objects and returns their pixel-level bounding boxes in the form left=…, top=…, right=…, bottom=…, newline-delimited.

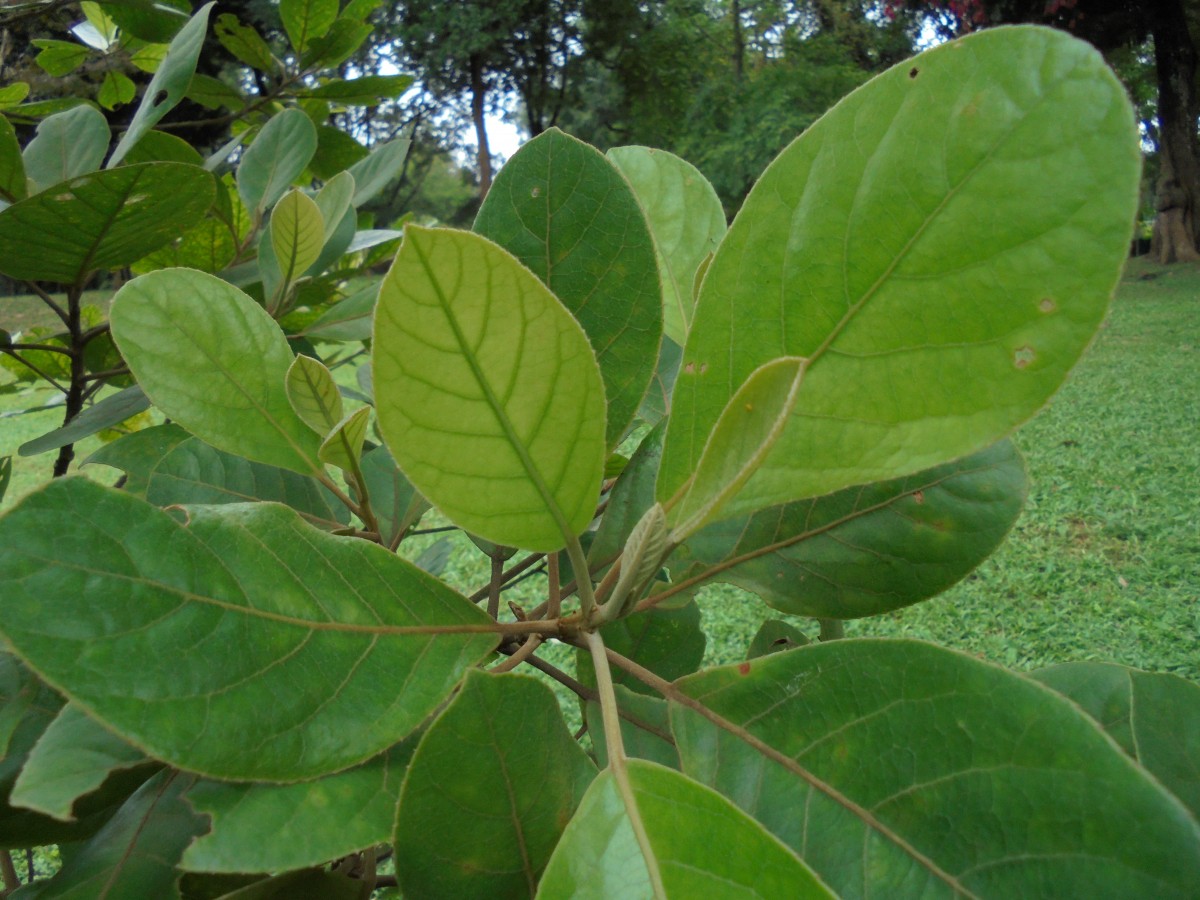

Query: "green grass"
left=3, top=257, right=1197, bottom=685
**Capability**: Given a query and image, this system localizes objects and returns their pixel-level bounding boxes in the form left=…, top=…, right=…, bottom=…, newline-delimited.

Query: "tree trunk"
left=470, top=53, right=493, bottom=199
left=1150, top=0, right=1200, bottom=263
left=730, top=0, right=744, bottom=80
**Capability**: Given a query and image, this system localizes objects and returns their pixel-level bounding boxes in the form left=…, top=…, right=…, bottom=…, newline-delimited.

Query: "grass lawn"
left=2, top=257, right=1197, bottom=683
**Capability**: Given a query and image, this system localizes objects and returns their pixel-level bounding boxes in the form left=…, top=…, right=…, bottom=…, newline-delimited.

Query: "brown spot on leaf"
left=1013, top=346, right=1036, bottom=369
left=909, top=67, right=919, bottom=78
left=1039, top=297, right=1056, bottom=313
left=737, top=662, right=751, bottom=675
left=531, top=186, right=540, bottom=198
left=744, top=403, right=754, bottom=412
left=699, top=362, right=708, bottom=374
left=683, top=362, right=696, bottom=375
left=912, top=490, right=925, bottom=504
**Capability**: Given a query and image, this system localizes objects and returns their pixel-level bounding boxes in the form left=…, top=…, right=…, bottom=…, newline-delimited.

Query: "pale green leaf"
left=299, top=282, right=377, bottom=341
left=665, top=356, right=804, bottom=539
left=18, top=386, right=149, bottom=457
left=32, top=40, right=89, bottom=78
left=10, top=705, right=148, bottom=822
left=110, top=268, right=323, bottom=476
left=1034, top=662, right=1200, bottom=820
left=129, top=42, right=169, bottom=74
left=658, top=27, right=1141, bottom=512
left=22, top=105, right=109, bottom=193
left=672, top=439, right=1027, bottom=619
left=280, top=0, right=337, bottom=53
left=270, top=189, right=324, bottom=282
left=285, top=353, right=343, bottom=435
left=607, top=146, right=726, bottom=345
left=145, top=436, right=348, bottom=530
left=97, top=71, right=136, bottom=110
left=183, top=742, right=412, bottom=873
left=0, top=478, right=499, bottom=780
left=0, top=163, right=214, bottom=284
left=236, top=108, right=318, bottom=215
left=123, top=130, right=204, bottom=166
left=536, top=760, right=832, bottom=899
left=395, top=671, right=597, bottom=898
left=186, top=73, right=244, bottom=111
left=0, top=83, right=30, bottom=109
left=318, top=406, right=370, bottom=471
left=83, top=422, right=191, bottom=496
left=475, top=128, right=662, bottom=449
left=672, top=640, right=1200, bottom=898
left=373, top=225, right=606, bottom=551
left=314, top=170, right=353, bottom=242
left=346, top=138, right=409, bottom=205
left=108, top=3, right=214, bottom=168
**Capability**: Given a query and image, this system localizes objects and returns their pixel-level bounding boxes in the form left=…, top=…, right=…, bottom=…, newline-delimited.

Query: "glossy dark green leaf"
left=108, top=3, right=213, bottom=167
left=83, top=422, right=191, bottom=495
left=589, top=421, right=665, bottom=571
left=637, top=335, right=681, bottom=428
left=21, top=106, right=109, bottom=193
left=15, top=770, right=205, bottom=900
left=0, top=163, right=214, bottom=283
left=10, top=704, right=147, bottom=821
left=659, top=27, right=1141, bottom=513
left=145, top=436, right=348, bottom=529
left=476, top=128, right=662, bottom=449
left=214, top=14, right=276, bottom=72
left=185, top=73, right=245, bottom=112
left=586, top=684, right=678, bottom=770
left=537, top=760, right=831, bottom=899
left=18, top=386, right=149, bottom=457
left=373, top=226, right=606, bottom=551
left=346, top=137, right=409, bottom=205
left=671, top=439, right=1026, bottom=618
left=746, top=620, right=809, bottom=659
left=236, top=108, right=317, bottom=215
left=1034, top=662, right=1200, bottom=820
left=0, top=478, right=498, bottom=781
left=300, top=17, right=372, bottom=69
left=311, top=125, right=369, bottom=181
left=111, top=268, right=323, bottom=476
left=672, top=639, right=1200, bottom=898
left=0, top=455, right=10, bottom=503
left=607, top=146, right=726, bottom=346
left=395, top=671, right=597, bottom=898
left=212, top=868, right=362, bottom=899
left=105, top=0, right=191, bottom=43
left=0, top=114, right=26, bottom=202
left=183, top=742, right=411, bottom=873
left=577, top=603, right=704, bottom=698
left=299, top=74, right=413, bottom=105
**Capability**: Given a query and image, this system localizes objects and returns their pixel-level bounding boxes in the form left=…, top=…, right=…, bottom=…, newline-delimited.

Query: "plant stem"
left=546, top=552, right=561, bottom=619
left=24, top=281, right=69, bottom=328
left=490, top=635, right=542, bottom=673
left=585, top=630, right=666, bottom=898
left=468, top=552, right=545, bottom=604
left=565, top=534, right=596, bottom=620
left=488, top=550, right=504, bottom=620
left=0, top=850, right=18, bottom=895
left=0, top=349, right=69, bottom=393
left=52, top=286, right=87, bottom=477
left=818, top=618, right=845, bottom=641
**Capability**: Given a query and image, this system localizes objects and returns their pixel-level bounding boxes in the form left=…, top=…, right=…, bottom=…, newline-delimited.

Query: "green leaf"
left=577, top=603, right=705, bottom=698
left=183, top=742, right=412, bottom=873
left=658, top=26, right=1141, bottom=511
left=746, top=620, right=809, bottom=659
left=395, top=671, right=597, bottom=898
left=236, top=108, right=318, bottom=215
left=300, top=17, right=372, bottom=69
left=97, top=71, right=137, bottom=110
left=318, top=406, right=370, bottom=471
left=16, top=770, right=205, bottom=900
left=0, top=478, right=499, bottom=781
left=145, top=436, right=348, bottom=530
left=285, top=353, right=343, bottom=434
left=280, top=0, right=337, bottom=53
left=32, top=39, right=90, bottom=78
left=373, top=225, right=606, bottom=552
left=10, top=705, right=148, bottom=822
left=131, top=216, right=236, bottom=275
left=22, top=105, right=109, bottom=193
left=214, top=14, right=276, bottom=72
left=111, top=268, right=323, bottom=476
left=341, top=0, right=382, bottom=21
left=106, top=0, right=191, bottom=44
left=108, top=2, right=214, bottom=168
left=355, top=444, right=427, bottom=547
left=299, top=74, right=413, bottom=106
left=672, top=439, right=1027, bottom=619
left=1034, top=662, right=1200, bottom=820
left=607, top=146, right=726, bottom=346
left=128, top=42, right=170, bottom=74
left=672, top=639, right=1200, bottom=898
left=586, top=684, right=679, bottom=770
left=298, top=283, right=377, bottom=341
left=664, top=356, right=804, bottom=539
left=0, top=114, right=26, bottom=201
left=81, top=1, right=119, bottom=48
left=270, top=190, right=324, bottom=282
left=0, top=456, right=10, bottom=504
left=84, top=422, right=191, bottom=495
left=18, top=386, right=149, bottom=457
left=313, top=170, right=353, bottom=242
left=0, top=163, right=214, bottom=284
left=124, top=129, right=204, bottom=166
left=311, top=125, right=369, bottom=180
left=537, top=760, right=831, bottom=899
left=637, top=335, right=681, bottom=428
left=185, top=73, right=244, bottom=112
left=207, top=868, right=363, bottom=899
left=475, top=128, right=662, bottom=449
left=346, top=137, right=409, bottom=205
